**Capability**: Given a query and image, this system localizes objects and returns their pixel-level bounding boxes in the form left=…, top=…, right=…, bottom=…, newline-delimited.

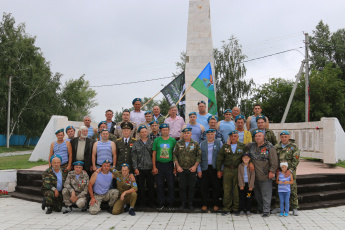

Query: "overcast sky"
left=2, top=0, right=345, bottom=122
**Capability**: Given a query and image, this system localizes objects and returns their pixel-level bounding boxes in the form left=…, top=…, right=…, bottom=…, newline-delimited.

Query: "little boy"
left=238, top=152, right=255, bottom=216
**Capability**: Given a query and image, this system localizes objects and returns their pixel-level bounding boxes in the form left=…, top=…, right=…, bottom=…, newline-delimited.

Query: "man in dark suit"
left=70, top=126, right=94, bottom=176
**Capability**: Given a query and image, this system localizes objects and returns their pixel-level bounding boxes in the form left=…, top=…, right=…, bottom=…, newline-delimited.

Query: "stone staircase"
left=10, top=170, right=345, bottom=212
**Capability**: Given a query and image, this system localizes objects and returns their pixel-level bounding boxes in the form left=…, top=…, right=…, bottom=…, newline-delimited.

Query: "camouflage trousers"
left=274, top=171, right=298, bottom=209
left=223, top=167, right=239, bottom=211
left=62, top=188, right=87, bottom=208
left=89, top=189, right=119, bottom=215
left=112, top=192, right=137, bottom=215
left=43, top=190, right=63, bottom=212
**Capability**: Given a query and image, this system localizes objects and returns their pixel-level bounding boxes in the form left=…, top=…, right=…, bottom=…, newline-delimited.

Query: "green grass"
left=0, top=146, right=35, bottom=154
left=0, top=154, right=47, bottom=170
left=335, top=160, right=345, bottom=168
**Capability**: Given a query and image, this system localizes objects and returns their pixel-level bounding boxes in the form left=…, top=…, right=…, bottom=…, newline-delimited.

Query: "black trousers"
left=200, top=165, right=220, bottom=206
left=239, top=182, right=253, bottom=212
left=136, top=169, right=155, bottom=205
left=156, top=161, right=175, bottom=204
left=178, top=169, right=197, bottom=203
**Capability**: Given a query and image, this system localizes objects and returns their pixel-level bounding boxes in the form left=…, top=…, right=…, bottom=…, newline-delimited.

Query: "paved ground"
left=0, top=150, right=32, bottom=157
left=1, top=197, right=345, bottom=230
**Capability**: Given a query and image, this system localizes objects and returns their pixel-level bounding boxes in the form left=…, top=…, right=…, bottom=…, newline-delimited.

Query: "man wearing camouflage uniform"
left=251, top=115, right=277, bottom=145
left=115, top=109, right=138, bottom=139
left=62, top=161, right=89, bottom=213
left=173, top=127, right=201, bottom=211
left=41, top=154, right=69, bottom=214
left=272, top=130, right=300, bottom=216
left=217, top=130, right=248, bottom=216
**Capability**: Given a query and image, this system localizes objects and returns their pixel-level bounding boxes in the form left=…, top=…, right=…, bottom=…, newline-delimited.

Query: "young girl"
left=238, top=152, right=255, bottom=216
left=276, top=162, right=294, bottom=217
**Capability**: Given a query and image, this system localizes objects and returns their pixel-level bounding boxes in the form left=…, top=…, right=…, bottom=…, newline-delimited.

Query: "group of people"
left=41, top=98, right=300, bottom=218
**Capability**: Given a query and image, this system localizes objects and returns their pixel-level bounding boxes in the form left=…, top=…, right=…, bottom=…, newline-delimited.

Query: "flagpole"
left=141, top=91, right=161, bottom=109
left=164, top=85, right=193, bottom=119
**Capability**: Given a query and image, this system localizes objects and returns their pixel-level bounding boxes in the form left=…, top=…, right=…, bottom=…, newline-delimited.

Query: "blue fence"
left=0, top=135, right=39, bottom=146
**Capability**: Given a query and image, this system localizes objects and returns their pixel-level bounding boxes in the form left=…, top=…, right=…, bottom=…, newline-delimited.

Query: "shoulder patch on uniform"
left=133, top=182, right=137, bottom=187
left=117, top=138, right=122, bottom=141
left=132, top=138, right=137, bottom=141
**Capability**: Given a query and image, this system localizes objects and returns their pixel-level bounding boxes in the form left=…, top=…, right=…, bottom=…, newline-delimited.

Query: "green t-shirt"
left=152, top=136, right=177, bottom=163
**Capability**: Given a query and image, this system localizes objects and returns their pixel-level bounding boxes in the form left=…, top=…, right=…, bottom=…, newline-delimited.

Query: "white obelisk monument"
left=185, top=0, right=215, bottom=122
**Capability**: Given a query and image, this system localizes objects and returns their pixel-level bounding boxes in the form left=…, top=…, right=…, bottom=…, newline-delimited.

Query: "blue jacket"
left=198, top=139, right=223, bottom=171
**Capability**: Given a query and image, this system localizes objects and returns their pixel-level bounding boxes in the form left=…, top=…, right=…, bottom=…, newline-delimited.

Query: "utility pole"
left=7, top=76, right=12, bottom=148
left=305, top=33, right=310, bottom=122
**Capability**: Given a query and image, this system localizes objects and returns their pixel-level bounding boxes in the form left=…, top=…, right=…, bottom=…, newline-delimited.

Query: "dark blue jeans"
left=278, top=191, right=291, bottom=213
left=156, top=161, right=175, bottom=204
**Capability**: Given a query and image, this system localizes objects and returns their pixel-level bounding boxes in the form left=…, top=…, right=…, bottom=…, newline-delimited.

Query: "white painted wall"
left=0, top=170, right=17, bottom=192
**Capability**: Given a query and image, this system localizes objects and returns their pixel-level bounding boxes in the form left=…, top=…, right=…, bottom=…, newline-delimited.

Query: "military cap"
left=145, top=111, right=152, bottom=115
left=149, top=120, right=159, bottom=126
left=235, top=115, right=246, bottom=122
left=55, top=128, right=64, bottom=135
left=182, top=127, right=192, bottom=132
left=207, top=115, right=218, bottom=123
left=224, top=109, right=232, bottom=114
left=121, top=122, right=134, bottom=130
left=197, top=101, right=206, bottom=105
left=159, top=123, right=169, bottom=129
left=102, top=159, right=111, bottom=164
left=132, top=98, right=142, bottom=105
left=138, top=125, right=147, bottom=133
left=189, top=112, right=197, bottom=116
left=66, top=125, right=75, bottom=131
left=228, top=130, right=238, bottom=136
left=98, top=121, right=107, bottom=128
left=205, top=129, right=215, bottom=133
left=122, top=109, right=130, bottom=113
left=280, top=130, right=290, bottom=136
left=242, top=152, right=251, bottom=158
left=73, top=161, right=84, bottom=166
left=256, top=115, right=267, bottom=122
left=100, top=129, right=109, bottom=133
left=121, top=163, right=130, bottom=168
left=50, top=154, right=62, bottom=163
left=252, top=129, right=264, bottom=137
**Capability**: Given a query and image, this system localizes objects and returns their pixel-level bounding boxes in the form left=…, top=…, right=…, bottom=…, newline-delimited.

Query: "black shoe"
left=41, top=197, right=46, bottom=210
left=46, top=207, right=52, bottom=214
left=63, top=206, right=72, bottom=214
left=222, top=211, right=230, bottom=216
left=124, top=205, right=129, bottom=212
left=107, top=206, right=113, bottom=214
left=262, top=213, right=269, bottom=217
left=256, top=210, right=263, bottom=214
left=168, top=203, right=174, bottom=211
left=234, top=211, right=240, bottom=216
left=81, top=207, right=87, bottom=212
left=157, top=203, right=164, bottom=211
left=129, top=208, right=136, bottom=216
left=188, top=203, right=194, bottom=211
left=148, top=202, right=156, bottom=208
left=179, top=203, right=185, bottom=211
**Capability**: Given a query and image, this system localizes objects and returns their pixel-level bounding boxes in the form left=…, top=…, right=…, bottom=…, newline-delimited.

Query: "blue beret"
left=207, top=115, right=218, bottom=123
left=280, top=130, right=290, bottom=135
left=256, top=115, right=267, bottom=122
left=102, top=159, right=111, bottom=164
left=205, top=129, right=215, bottom=133
left=228, top=130, right=238, bottom=136
left=224, top=109, right=232, bottom=114
left=100, top=129, right=109, bottom=133
left=149, top=120, right=159, bottom=125
left=66, top=126, right=75, bottom=131
left=50, top=154, right=62, bottom=163
left=138, top=125, right=147, bottom=132
left=182, top=127, right=192, bottom=132
left=189, top=112, right=197, bottom=116
left=122, top=109, right=130, bottom=113
left=242, top=152, right=251, bottom=158
left=55, top=129, right=64, bottom=135
left=121, top=163, right=130, bottom=168
left=73, top=161, right=84, bottom=166
left=132, top=98, right=142, bottom=105
left=159, top=123, right=169, bottom=129
left=197, top=101, right=206, bottom=105
left=98, top=121, right=107, bottom=128
left=252, top=129, right=264, bottom=137
left=144, top=111, right=152, bottom=115
left=235, top=115, right=245, bottom=122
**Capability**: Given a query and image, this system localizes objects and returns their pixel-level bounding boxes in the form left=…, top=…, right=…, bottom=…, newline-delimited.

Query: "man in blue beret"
left=62, top=161, right=89, bottom=214
left=139, top=111, right=153, bottom=134
left=218, top=109, right=236, bottom=143
left=91, top=121, right=117, bottom=142
left=197, top=129, right=223, bottom=212
left=41, top=154, right=69, bottom=214
left=66, top=126, right=75, bottom=142
left=115, top=109, right=138, bottom=139
left=251, top=115, right=277, bottom=145
left=247, top=129, right=278, bottom=217
left=148, top=121, right=161, bottom=141
left=200, top=116, right=224, bottom=144
left=246, top=103, right=270, bottom=132
left=196, top=101, right=212, bottom=130
left=92, top=129, right=116, bottom=171
left=181, top=112, right=205, bottom=143
left=130, top=98, right=146, bottom=127
left=235, top=115, right=252, bottom=144
left=48, top=129, right=72, bottom=171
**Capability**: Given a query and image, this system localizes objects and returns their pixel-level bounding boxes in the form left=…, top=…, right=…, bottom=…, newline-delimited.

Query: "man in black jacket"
left=105, top=109, right=116, bottom=134
left=70, top=126, right=94, bottom=176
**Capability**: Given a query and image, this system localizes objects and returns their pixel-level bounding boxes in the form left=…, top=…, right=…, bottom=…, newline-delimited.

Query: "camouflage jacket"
left=41, top=167, right=68, bottom=192
left=153, top=114, right=165, bottom=125
left=63, top=170, right=89, bottom=198
left=173, top=139, right=201, bottom=170
left=113, top=171, right=138, bottom=195
left=91, top=132, right=117, bottom=142
left=131, top=139, right=153, bottom=170
left=275, top=139, right=300, bottom=172
left=115, top=121, right=138, bottom=139
left=252, top=128, right=277, bottom=146
left=216, top=142, right=247, bottom=171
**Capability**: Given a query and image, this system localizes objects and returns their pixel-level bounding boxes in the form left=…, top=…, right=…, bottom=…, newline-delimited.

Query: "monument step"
left=297, top=182, right=345, bottom=193
left=17, top=170, right=43, bottom=187
left=15, top=186, right=42, bottom=197
left=32, top=179, right=43, bottom=187
left=297, top=189, right=345, bottom=203
left=10, top=192, right=43, bottom=203
left=299, top=198, right=345, bottom=210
